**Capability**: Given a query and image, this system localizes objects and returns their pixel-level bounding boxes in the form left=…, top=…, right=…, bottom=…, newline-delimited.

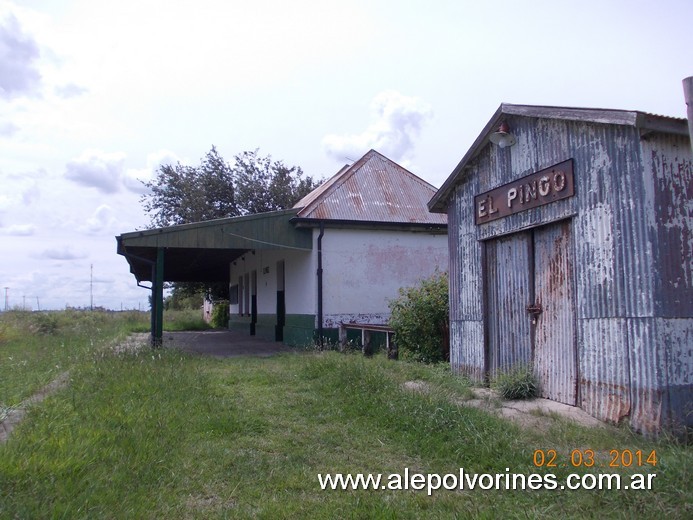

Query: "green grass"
left=0, top=312, right=690, bottom=519
left=0, top=310, right=149, bottom=406
left=162, top=309, right=212, bottom=331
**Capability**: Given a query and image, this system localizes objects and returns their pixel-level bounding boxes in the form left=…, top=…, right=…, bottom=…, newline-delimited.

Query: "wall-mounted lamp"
left=489, top=122, right=516, bottom=149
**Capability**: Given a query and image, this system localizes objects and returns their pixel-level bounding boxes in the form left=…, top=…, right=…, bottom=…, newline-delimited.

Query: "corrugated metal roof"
left=116, top=209, right=312, bottom=282
left=295, top=149, right=447, bottom=225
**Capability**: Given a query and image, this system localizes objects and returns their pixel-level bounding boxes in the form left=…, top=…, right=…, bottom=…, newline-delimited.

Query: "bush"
left=210, top=301, right=230, bottom=329
left=28, top=312, right=60, bottom=335
left=492, top=363, right=538, bottom=400
left=388, top=271, right=449, bottom=363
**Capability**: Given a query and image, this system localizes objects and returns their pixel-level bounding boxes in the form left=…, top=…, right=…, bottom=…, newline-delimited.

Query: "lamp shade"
left=489, top=122, right=516, bottom=148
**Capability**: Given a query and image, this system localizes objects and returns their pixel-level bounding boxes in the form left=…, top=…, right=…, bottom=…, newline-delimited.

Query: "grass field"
left=0, top=311, right=690, bottom=519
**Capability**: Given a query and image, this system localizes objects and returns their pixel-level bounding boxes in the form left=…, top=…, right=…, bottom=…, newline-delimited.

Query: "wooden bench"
left=338, top=322, right=398, bottom=359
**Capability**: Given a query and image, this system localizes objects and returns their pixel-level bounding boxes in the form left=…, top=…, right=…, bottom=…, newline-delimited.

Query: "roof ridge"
left=294, top=149, right=446, bottom=224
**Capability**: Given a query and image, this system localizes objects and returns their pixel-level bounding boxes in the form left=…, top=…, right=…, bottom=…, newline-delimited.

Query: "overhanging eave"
left=116, top=209, right=312, bottom=283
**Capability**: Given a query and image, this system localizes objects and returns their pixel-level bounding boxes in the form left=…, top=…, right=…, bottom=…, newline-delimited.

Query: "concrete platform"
left=162, top=329, right=292, bottom=358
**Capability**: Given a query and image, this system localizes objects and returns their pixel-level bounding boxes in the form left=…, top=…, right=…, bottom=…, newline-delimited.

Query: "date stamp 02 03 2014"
left=532, top=449, right=658, bottom=469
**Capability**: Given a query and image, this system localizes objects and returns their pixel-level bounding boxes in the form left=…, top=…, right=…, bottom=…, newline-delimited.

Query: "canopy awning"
left=116, top=208, right=312, bottom=284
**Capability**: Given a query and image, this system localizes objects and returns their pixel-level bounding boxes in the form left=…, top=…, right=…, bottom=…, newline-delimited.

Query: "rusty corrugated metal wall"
left=485, top=231, right=533, bottom=373
left=446, top=110, right=692, bottom=436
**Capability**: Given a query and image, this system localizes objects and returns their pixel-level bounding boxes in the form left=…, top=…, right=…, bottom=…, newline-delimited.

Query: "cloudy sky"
left=1, top=0, right=691, bottom=311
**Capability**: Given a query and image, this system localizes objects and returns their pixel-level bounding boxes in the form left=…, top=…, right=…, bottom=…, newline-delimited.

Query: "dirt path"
left=0, top=333, right=150, bottom=444
left=0, top=371, right=70, bottom=444
left=403, top=381, right=607, bottom=432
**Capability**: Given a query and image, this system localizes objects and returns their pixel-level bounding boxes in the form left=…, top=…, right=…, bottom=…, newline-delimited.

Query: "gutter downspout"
left=317, top=221, right=325, bottom=347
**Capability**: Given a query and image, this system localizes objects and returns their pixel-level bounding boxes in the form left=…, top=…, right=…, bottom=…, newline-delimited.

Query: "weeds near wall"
left=210, top=301, right=230, bottom=329
left=492, top=363, right=538, bottom=400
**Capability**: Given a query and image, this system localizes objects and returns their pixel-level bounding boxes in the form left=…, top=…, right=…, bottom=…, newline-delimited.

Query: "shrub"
left=210, top=301, right=230, bottom=329
left=492, top=363, right=538, bottom=400
left=28, top=312, right=60, bottom=335
left=388, top=271, right=449, bottom=363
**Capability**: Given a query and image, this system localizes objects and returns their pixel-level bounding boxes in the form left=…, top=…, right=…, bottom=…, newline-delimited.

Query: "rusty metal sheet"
left=658, top=318, right=693, bottom=433
left=647, top=136, right=693, bottom=317
left=485, top=231, right=533, bottom=374
left=579, top=318, right=631, bottom=424
left=443, top=107, right=691, bottom=437
left=533, top=220, right=577, bottom=405
left=295, top=150, right=447, bottom=225
left=448, top=182, right=485, bottom=379
left=450, top=320, right=485, bottom=380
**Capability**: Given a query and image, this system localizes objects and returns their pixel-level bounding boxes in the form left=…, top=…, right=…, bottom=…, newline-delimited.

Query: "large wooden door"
left=486, top=220, right=577, bottom=405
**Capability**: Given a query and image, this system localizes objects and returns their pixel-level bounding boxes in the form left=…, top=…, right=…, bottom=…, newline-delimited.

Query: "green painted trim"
left=152, top=247, right=164, bottom=346
left=281, top=314, right=315, bottom=346
left=230, top=313, right=316, bottom=346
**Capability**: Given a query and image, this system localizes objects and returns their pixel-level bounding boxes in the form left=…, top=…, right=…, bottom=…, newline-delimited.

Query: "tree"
left=142, top=146, right=236, bottom=228
left=140, top=146, right=321, bottom=306
left=141, top=146, right=320, bottom=228
left=232, top=149, right=317, bottom=215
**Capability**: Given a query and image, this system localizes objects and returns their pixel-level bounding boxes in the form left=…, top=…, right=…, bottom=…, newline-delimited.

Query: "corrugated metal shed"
left=433, top=103, right=692, bottom=438
left=295, top=149, right=447, bottom=225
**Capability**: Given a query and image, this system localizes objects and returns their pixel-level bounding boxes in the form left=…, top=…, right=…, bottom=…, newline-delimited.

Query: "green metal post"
left=152, top=247, right=164, bottom=348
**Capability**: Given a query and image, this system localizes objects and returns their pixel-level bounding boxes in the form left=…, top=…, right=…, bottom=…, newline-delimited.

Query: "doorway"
left=250, top=270, right=257, bottom=335
left=485, top=219, right=577, bottom=405
left=275, top=260, right=285, bottom=341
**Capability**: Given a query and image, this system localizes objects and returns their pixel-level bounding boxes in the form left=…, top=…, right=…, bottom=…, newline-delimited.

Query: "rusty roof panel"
left=295, top=150, right=447, bottom=225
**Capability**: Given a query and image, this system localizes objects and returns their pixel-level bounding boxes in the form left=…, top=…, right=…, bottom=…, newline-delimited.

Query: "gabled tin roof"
left=428, top=103, right=689, bottom=213
left=294, top=149, right=447, bottom=225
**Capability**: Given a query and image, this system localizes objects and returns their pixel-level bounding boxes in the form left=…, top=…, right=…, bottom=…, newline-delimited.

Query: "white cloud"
left=3, top=223, right=35, bottom=235
left=54, top=82, right=87, bottom=98
left=0, top=11, right=42, bottom=99
left=322, top=90, right=433, bottom=163
left=64, top=150, right=126, bottom=193
left=123, top=149, right=181, bottom=194
left=21, top=180, right=40, bottom=205
left=38, top=246, right=88, bottom=261
left=0, top=121, right=18, bottom=137
left=0, top=171, right=41, bottom=213
left=83, top=204, right=116, bottom=233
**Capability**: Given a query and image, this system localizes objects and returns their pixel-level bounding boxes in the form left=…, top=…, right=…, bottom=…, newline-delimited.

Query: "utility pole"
left=90, top=264, right=94, bottom=311
left=683, top=77, right=693, bottom=154
left=3, top=287, right=8, bottom=311
left=35, top=296, right=40, bottom=312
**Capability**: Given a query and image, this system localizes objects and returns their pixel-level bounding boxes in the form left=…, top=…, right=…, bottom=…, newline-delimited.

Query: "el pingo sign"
left=474, top=159, right=574, bottom=224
